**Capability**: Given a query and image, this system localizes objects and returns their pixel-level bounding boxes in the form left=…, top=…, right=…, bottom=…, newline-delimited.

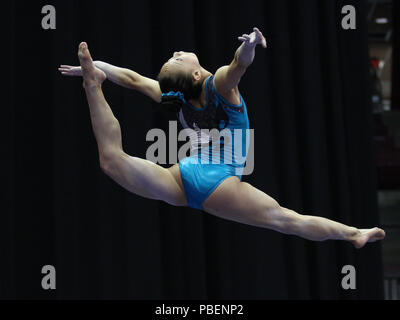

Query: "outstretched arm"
left=59, top=61, right=162, bottom=103
left=214, top=27, right=267, bottom=95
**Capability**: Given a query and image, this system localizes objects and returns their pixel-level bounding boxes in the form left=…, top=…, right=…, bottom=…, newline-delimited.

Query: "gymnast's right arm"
left=58, top=61, right=162, bottom=103
left=213, top=27, right=267, bottom=95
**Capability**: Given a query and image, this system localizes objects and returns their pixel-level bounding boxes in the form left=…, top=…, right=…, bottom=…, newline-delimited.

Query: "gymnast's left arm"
left=214, top=27, right=267, bottom=95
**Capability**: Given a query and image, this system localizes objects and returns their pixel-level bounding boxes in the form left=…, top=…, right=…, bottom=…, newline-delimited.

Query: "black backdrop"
left=2, top=0, right=384, bottom=299
left=392, top=0, right=400, bottom=111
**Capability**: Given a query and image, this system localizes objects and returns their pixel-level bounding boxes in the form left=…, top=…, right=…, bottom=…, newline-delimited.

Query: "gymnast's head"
left=157, top=51, right=204, bottom=109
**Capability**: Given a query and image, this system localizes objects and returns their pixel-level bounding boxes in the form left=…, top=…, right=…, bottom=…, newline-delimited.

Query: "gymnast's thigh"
left=104, top=152, right=187, bottom=206
left=202, top=178, right=282, bottom=225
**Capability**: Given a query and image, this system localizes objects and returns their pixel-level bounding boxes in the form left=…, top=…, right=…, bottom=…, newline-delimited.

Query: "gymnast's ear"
left=192, top=69, right=202, bottom=82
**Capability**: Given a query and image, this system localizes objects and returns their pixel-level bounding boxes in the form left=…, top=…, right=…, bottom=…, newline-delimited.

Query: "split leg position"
left=78, top=42, right=385, bottom=249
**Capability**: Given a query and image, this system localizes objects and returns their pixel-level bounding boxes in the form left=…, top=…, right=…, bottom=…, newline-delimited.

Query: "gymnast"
left=59, top=27, right=385, bottom=249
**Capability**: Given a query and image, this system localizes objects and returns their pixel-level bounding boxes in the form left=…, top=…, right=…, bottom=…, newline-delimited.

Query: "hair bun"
left=161, top=95, right=183, bottom=105
left=160, top=95, right=183, bottom=113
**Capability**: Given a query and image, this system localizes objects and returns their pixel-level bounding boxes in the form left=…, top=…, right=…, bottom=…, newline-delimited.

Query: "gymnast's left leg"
left=77, top=42, right=187, bottom=206
left=203, top=177, right=385, bottom=249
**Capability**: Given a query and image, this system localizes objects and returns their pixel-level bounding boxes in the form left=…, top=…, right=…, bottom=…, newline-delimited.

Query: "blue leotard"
left=177, top=75, right=250, bottom=210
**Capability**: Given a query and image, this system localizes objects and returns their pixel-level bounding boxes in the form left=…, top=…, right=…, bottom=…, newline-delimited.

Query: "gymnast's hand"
left=238, top=27, right=267, bottom=48
left=58, top=65, right=82, bottom=76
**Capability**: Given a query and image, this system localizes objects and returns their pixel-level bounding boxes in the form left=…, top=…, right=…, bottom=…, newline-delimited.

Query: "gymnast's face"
left=160, top=51, right=201, bottom=80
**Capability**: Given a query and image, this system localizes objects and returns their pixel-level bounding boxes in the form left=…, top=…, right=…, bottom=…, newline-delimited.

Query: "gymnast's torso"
left=177, top=75, right=250, bottom=209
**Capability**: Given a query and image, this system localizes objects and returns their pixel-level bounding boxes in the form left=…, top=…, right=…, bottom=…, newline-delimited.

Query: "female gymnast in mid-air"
left=59, top=27, right=385, bottom=249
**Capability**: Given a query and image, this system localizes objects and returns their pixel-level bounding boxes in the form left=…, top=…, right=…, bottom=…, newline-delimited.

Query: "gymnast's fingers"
left=261, top=38, right=267, bottom=48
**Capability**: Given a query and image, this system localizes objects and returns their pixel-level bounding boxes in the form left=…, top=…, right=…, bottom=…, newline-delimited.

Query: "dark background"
left=2, top=0, right=384, bottom=299
left=392, top=0, right=400, bottom=111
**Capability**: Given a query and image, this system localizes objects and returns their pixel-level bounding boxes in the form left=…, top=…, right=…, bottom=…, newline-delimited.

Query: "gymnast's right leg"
left=77, top=42, right=187, bottom=206
left=203, top=178, right=385, bottom=249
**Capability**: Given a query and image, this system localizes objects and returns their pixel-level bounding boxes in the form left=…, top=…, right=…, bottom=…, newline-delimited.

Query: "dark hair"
left=157, top=70, right=203, bottom=113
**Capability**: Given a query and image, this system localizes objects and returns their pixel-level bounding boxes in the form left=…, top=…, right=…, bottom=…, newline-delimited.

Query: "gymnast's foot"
left=78, top=42, right=106, bottom=89
left=351, top=227, right=385, bottom=249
